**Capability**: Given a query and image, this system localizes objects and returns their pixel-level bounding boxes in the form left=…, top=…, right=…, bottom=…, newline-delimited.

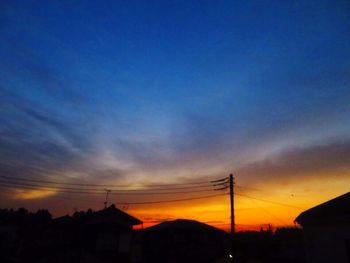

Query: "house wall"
left=303, top=224, right=350, bottom=263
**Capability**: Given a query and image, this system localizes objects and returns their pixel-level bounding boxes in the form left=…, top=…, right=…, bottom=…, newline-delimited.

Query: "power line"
left=247, top=197, right=290, bottom=225
left=0, top=181, right=227, bottom=195
left=1, top=174, right=300, bottom=209
left=235, top=192, right=304, bottom=209
left=0, top=182, right=102, bottom=195
left=235, top=185, right=262, bottom=192
left=115, top=193, right=228, bottom=205
left=109, top=188, right=226, bottom=195
left=0, top=174, right=226, bottom=188
left=0, top=179, right=108, bottom=192
left=0, top=178, right=216, bottom=190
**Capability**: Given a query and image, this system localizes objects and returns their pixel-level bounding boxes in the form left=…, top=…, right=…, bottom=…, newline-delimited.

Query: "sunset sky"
left=1, top=0, right=350, bottom=231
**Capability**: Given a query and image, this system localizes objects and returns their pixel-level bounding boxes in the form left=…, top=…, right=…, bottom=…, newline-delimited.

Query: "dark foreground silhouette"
left=0, top=205, right=305, bottom=263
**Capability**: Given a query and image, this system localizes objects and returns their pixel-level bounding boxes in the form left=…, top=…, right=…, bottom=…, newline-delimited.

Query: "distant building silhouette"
left=0, top=205, right=142, bottom=262
left=139, top=219, right=228, bottom=263
left=295, top=192, right=350, bottom=263
left=0, top=208, right=52, bottom=262
left=46, top=204, right=143, bottom=262
left=1, top=206, right=309, bottom=262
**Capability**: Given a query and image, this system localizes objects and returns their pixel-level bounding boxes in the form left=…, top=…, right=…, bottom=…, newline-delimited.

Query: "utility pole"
left=104, top=189, right=111, bottom=208
left=229, top=173, right=235, bottom=257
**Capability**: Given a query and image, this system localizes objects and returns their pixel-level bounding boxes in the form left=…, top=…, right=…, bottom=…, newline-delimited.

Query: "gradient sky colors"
left=1, top=0, right=350, bottom=231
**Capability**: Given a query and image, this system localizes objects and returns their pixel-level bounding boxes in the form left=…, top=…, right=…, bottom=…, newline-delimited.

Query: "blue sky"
left=1, top=1, right=350, bottom=212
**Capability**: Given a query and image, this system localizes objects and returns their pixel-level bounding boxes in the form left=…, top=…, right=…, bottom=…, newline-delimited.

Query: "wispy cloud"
left=237, top=140, right=350, bottom=184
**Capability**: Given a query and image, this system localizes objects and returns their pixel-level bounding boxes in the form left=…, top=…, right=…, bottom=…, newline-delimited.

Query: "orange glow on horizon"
left=125, top=174, right=350, bottom=232
left=7, top=172, right=349, bottom=233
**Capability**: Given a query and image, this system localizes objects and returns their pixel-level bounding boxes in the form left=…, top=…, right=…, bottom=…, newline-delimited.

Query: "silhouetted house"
left=45, top=205, right=142, bottom=263
left=295, top=192, right=350, bottom=263
left=84, top=205, right=142, bottom=255
left=139, top=219, right=228, bottom=263
left=48, top=215, right=80, bottom=249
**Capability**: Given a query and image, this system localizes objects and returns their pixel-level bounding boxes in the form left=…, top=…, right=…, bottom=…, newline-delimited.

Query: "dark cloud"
left=237, top=140, right=350, bottom=183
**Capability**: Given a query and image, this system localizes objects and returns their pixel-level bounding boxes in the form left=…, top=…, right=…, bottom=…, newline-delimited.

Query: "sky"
left=1, top=0, right=350, bottom=231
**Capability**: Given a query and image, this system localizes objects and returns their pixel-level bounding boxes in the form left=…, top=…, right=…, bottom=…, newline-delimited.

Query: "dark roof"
left=87, top=204, right=142, bottom=226
left=295, top=192, right=350, bottom=226
left=52, top=205, right=142, bottom=227
left=143, top=219, right=226, bottom=235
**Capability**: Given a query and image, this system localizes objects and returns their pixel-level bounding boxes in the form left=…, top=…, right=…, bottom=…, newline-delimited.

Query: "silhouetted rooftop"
left=53, top=205, right=142, bottom=227
left=144, top=219, right=226, bottom=235
left=295, top=192, right=350, bottom=226
left=87, top=204, right=142, bottom=226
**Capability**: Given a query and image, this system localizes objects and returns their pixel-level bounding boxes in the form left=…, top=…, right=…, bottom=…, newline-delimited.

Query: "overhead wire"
left=0, top=179, right=224, bottom=193
left=0, top=175, right=229, bottom=198
left=235, top=192, right=304, bottom=209
left=247, top=197, right=290, bottom=225
left=115, top=193, right=228, bottom=205
left=1, top=174, right=302, bottom=210
left=0, top=182, right=228, bottom=195
left=0, top=174, right=227, bottom=188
